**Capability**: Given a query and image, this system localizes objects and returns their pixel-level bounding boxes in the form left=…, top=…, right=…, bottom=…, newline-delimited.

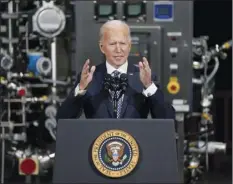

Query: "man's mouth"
left=115, top=56, right=124, bottom=59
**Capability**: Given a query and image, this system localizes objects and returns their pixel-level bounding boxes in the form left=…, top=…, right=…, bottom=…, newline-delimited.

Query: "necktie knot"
left=112, top=70, right=121, bottom=78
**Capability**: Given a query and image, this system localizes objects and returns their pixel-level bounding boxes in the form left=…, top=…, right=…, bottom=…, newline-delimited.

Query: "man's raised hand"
left=79, top=59, right=96, bottom=90
left=138, top=57, right=152, bottom=89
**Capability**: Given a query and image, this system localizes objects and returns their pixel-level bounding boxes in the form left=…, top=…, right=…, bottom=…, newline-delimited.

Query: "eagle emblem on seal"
left=92, top=130, right=139, bottom=178
left=104, top=141, right=128, bottom=167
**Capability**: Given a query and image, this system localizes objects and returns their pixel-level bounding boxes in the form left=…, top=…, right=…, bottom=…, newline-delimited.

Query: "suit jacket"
left=56, top=62, right=175, bottom=120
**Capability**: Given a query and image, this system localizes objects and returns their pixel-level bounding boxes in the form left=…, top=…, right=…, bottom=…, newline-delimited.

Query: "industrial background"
left=0, top=0, right=232, bottom=184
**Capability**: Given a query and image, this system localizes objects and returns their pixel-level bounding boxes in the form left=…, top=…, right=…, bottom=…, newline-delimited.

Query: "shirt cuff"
left=74, top=83, right=87, bottom=96
left=142, top=82, right=158, bottom=97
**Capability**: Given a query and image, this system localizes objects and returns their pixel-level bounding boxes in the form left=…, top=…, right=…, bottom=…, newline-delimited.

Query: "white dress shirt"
left=74, top=61, right=157, bottom=97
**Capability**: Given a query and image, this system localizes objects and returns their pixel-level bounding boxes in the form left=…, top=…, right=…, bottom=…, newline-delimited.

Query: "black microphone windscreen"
left=120, top=73, right=127, bottom=78
left=120, top=73, right=128, bottom=82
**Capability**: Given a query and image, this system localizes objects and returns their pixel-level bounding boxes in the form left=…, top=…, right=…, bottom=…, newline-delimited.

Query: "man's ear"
left=127, top=41, right=131, bottom=52
left=99, top=42, right=105, bottom=54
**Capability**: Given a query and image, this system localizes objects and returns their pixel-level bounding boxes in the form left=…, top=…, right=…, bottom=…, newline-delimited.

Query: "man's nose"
left=116, top=44, right=121, bottom=52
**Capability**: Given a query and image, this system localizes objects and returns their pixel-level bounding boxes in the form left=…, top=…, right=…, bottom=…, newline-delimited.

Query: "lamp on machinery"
left=32, top=0, right=66, bottom=38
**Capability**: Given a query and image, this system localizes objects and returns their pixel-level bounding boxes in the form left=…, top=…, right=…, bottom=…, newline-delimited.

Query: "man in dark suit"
left=56, top=20, right=175, bottom=119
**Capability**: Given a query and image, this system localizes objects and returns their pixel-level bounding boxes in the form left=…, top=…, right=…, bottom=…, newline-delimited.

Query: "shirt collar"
left=106, top=61, right=128, bottom=74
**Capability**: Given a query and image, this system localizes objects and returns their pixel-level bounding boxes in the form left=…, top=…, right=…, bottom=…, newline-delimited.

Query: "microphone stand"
left=103, top=74, right=119, bottom=118
left=113, top=90, right=118, bottom=118
left=112, top=89, right=125, bottom=119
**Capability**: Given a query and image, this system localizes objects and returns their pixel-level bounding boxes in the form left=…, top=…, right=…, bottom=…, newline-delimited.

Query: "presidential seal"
left=92, top=129, right=139, bottom=178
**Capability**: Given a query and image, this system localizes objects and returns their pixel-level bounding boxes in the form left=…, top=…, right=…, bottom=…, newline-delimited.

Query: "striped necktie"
left=110, top=70, right=123, bottom=118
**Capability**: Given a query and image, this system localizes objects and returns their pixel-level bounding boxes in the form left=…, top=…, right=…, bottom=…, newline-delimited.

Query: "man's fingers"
left=142, top=57, right=148, bottom=63
left=86, top=66, right=95, bottom=81
left=83, top=65, right=95, bottom=81
left=82, top=67, right=89, bottom=76
left=138, top=61, right=143, bottom=69
left=142, top=57, right=150, bottom=69
left=139, top=61, right=146, bottom=73
left=83, top=59, right=90, bottom=69
left=82, top=59, right=90, bottom=74
left=90, top=66, right=96, bottom=75
left=88, top=66, right=96, bottom=78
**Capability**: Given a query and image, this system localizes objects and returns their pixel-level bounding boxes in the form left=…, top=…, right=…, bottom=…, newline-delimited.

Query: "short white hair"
left=99, top=20, right=131, bottom=42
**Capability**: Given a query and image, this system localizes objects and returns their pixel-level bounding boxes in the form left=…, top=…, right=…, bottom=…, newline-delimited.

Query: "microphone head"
left=120, top=73, right=128, bottom=82
left=120, top=73, right=128, bottom=92
left=103, top=73, right=129, bottom=91
left=103, top=74, right=112, bottom=91
left=104, top=74, right=112, bottom=81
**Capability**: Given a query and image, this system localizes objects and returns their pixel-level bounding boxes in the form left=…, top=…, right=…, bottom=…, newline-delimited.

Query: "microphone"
left=103, top=72, right=128, bottom=93
left=119, top=73, right=128, bottom=92
left=103, top=72, right=128, bottom=118
left=103, top=74, right=113, bottom=91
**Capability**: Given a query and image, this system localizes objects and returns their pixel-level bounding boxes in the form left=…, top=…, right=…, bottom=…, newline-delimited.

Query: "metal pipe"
left=25, top=22, right=29, bottom=53
left=51, top=38, right=57, bottom=104
left=4, top=97, right=48, bottom=103
left=3, top=97, right=65, bottom=103
left=21, top=97, right=27, bottom=141
left=0, top=121, right=26, bottom=128
left=8, top=1, right=13, bottom=55
left=1, top=125, right=5, bottom=183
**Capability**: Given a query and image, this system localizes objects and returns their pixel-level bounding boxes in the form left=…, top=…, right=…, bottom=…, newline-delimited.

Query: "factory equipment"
left=0, top=0, right=72, bottom=183
left=32, top=1, right=66, bottom=38
left=183, top=37, right=232, bottom=184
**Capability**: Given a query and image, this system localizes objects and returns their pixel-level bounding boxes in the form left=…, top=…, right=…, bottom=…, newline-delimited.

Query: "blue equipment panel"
left=154, top=1, right=174, bottom=21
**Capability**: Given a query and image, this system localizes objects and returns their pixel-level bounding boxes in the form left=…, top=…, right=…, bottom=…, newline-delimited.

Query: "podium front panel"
left=53, top=119, right=180, bottom=183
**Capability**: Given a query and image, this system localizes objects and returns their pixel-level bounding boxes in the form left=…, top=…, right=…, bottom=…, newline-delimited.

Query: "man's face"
left=99, top=26, right=131, bottom=68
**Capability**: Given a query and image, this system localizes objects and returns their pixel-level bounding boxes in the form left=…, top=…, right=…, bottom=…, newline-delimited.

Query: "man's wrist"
left=74, top=83, right=87, bottom=96
left=142, top=82, right=157, bottom=97
left=79, top=83, right=85, bottom=90
left=144, top=81, right=152, bottom=89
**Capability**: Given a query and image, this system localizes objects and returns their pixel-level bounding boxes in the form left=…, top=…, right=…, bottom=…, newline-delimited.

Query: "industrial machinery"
left=183, top=37, right=232, bottom=184
left=0, top=0, right=72, bottom=183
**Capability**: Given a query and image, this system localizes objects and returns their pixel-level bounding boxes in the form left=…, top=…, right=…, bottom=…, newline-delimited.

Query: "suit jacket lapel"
left=105, top=90, right=114, bottom=118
